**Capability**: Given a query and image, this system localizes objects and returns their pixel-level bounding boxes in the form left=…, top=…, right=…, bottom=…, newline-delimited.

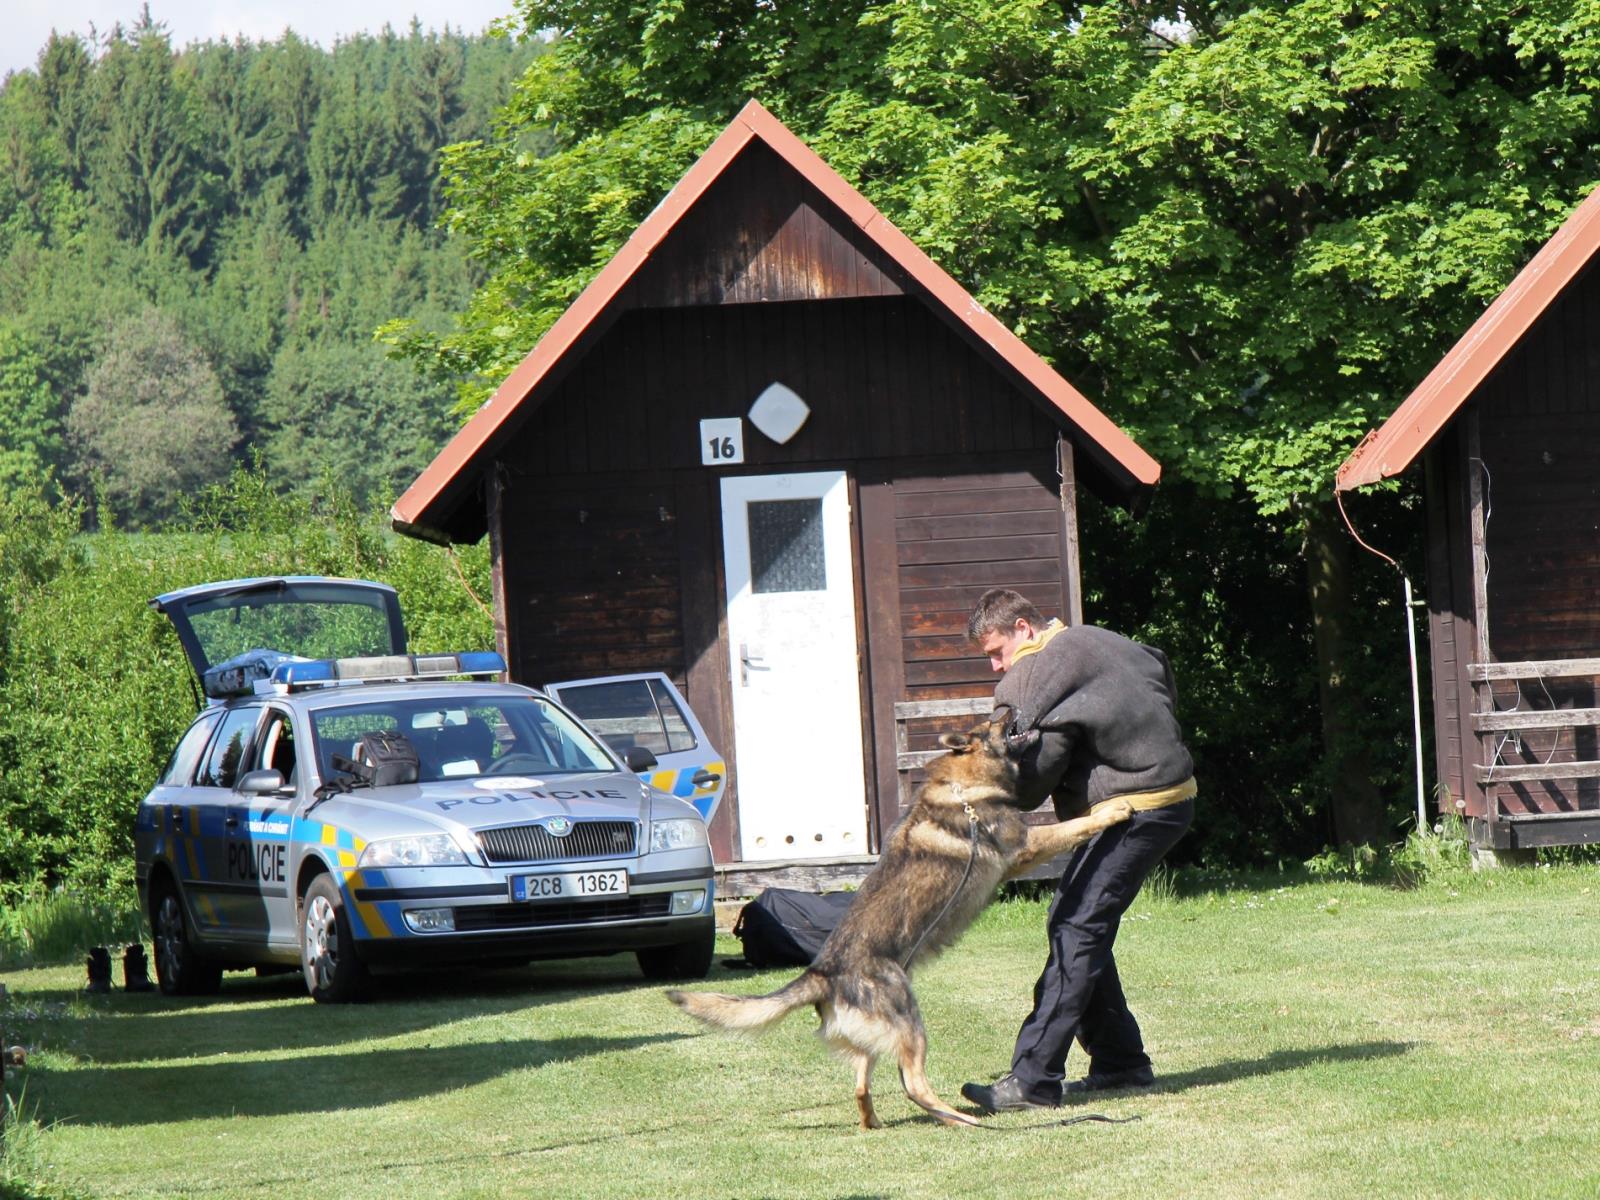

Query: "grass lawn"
left=4, top=866, right=1600, bottom=1199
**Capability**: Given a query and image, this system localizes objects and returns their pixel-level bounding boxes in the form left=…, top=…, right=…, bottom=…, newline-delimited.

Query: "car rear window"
left=186, top=593, right=396, bottom=669
left=556, top=679, right=697, bottom=756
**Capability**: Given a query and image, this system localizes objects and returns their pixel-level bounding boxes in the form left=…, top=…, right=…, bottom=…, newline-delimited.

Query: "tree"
left=0, top=70, right=68, bottom=245
left=307, top=37, right=403, bottom=222
left=387, top=23, right=469, bottom=225
left=32, top=31, right=97, bottom=193
left=67, top=307, right=240, bottom=527
left=88, top=10, right=219, bottom=261
left=261, top=338, right=456, bottom=510
left=0, top=323, right=66, bottom=496
left=391, top=0, right=1600, bottom=848
left=245, top=32, right=328, bottom=235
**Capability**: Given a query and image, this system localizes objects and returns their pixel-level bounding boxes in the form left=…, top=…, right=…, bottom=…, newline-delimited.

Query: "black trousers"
left=1008, top=798, right=1194, bottom=1101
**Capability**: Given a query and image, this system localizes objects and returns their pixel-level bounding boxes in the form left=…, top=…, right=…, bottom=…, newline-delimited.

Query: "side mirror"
left=236, top=768, right=288, bottom=795
left=623, top=745, right=658, bottom=772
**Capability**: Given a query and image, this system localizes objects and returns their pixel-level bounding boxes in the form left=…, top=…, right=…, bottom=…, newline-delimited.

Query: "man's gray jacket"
left=992, top=623, right=1194, bottom=818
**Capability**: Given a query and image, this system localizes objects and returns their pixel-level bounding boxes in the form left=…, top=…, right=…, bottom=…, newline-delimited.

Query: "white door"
left=720, top=471, right=868, bottom=860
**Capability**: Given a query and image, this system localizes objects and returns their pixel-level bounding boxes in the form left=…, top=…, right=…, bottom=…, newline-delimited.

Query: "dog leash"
left=980, top=1112, right=1144, bottom=1133
left=898, top=799, right=981, bottom=970
left=1054, top=1112, right=1142, bottom=1129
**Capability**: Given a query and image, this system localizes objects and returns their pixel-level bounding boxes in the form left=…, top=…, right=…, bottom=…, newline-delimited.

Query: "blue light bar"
left=268, top=651, right=506, bottom=692
left=272, top=660, right=336, bottom=688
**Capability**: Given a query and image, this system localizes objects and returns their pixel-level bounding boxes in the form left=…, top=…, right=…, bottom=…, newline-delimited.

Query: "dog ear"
left=938, top=731, right=971, bottom=752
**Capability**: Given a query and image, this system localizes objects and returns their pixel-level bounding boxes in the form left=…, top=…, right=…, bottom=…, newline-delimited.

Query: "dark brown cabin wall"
left=1475, top=257, right=1600, bottom=814
left=495, top=473, right=688, bottom=687
left=494, top=296, right=1066, bottom=853
left=889, top=458, right=1065, bottom=819
left=509, top=298, right=1059, bottom=476
left=1424, top=441, right=1470, bottom=817
left=628, top=140, right=905, bottom=308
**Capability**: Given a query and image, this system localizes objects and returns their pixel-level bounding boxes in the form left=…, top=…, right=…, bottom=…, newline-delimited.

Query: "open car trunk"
left=150, top=577, right=408, bottom=701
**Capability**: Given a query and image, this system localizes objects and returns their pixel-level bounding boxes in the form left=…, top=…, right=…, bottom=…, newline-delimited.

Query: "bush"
left=0, top=464, right=492, bottom=903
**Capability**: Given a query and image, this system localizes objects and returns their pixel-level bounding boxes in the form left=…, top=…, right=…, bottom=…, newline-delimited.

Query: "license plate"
left=509, top=869, right=629, bottom=903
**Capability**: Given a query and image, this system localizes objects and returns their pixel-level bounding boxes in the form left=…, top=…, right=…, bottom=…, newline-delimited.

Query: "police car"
left=134, top=577, right=720, bottom=1002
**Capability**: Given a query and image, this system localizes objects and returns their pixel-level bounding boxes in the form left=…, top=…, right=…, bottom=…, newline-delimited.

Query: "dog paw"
left=1102, top=799, right=1134, bottom=824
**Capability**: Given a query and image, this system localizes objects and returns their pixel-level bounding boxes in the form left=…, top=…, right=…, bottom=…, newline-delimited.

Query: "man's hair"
left=966, top=588, right=1045, bottom=644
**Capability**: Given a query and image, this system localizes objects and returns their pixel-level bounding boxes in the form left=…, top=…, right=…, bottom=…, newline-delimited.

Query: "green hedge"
left=0, top=467, right=491, bottom=902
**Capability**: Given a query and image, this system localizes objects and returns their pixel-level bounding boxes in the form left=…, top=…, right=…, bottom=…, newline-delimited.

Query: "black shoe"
left=960, top=1073, right=1061, bottom=1114
left=123, top=944, right=156, bottom=993
left=85, top=946, right=112, bottom=995
left=1062, top=1065, right=1155, bottom=1094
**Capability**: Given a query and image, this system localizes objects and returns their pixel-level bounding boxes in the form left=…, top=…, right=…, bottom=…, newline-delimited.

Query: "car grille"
left=454, top=893, right=673, bottom=932
left=476, top=820, right=637, bottom=864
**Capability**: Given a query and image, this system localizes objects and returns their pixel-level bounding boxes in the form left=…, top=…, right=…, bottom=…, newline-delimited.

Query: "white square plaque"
left=700, top=418, right=745, bottom=465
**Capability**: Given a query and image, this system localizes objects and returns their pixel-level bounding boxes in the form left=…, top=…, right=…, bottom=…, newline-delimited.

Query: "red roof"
left=394, top=100, right=1161, bottom=541
left=1337, top=184, right=1600, bottom=491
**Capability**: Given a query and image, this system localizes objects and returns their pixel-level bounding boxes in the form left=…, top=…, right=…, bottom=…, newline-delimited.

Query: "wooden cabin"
left=393, top=100, right=1160, bottom=869
left=1337, top=184, right=1600, bottom=856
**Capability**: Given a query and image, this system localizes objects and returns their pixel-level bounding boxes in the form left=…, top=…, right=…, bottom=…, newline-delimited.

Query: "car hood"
left=311, top=770, right=653, bottom=839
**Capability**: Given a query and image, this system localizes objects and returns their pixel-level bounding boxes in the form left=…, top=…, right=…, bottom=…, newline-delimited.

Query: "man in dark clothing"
left=960, top=588, right=1196, bottom=1114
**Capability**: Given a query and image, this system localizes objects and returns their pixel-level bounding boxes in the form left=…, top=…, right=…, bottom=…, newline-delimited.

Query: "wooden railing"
left=1469, top=658, right=1600, bottom=788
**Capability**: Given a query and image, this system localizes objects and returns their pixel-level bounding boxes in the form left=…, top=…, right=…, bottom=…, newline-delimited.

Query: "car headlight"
left=357, top=834, right=468, bottom=868
left=650, top=818, right=708, bottom=853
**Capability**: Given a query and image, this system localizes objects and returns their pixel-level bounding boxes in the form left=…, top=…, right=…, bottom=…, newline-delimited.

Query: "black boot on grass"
left=123, top=943, right=155, bottom=993
left=85, top=946, right=112, bottom=994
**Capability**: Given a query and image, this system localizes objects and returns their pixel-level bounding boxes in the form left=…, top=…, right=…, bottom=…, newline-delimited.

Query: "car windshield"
left=310, top=695, right=617, bottom=784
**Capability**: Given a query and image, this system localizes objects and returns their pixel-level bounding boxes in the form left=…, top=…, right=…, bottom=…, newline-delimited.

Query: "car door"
left=545, top=673, right=726, bottom=824
left=190, top=703, right=267, bottom=937
left=144, top=709, right=224, bottom=929
left=222, top=705, right=299, bottom=944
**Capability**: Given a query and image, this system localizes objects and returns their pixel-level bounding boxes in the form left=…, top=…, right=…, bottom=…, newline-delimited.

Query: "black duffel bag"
left=341, top=730, right=420, bottom=787
left=731, top=887, right=855, bottom=967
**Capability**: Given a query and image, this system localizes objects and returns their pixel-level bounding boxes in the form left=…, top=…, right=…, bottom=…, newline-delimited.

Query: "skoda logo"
left=544, top=817, right=573, bottom=837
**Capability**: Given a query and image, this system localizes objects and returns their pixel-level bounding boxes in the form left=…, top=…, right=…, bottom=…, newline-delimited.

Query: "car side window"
left=197, top=707, right=261, bottom=789
left=257, top=710, right=298, bottom=787
left=160, top=712, right=223, bottom=786
left=556, top=678, right=699, bottom=757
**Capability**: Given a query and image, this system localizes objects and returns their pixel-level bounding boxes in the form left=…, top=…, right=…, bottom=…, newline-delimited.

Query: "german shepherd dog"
left=667, top=718, right=1133, bottom=1129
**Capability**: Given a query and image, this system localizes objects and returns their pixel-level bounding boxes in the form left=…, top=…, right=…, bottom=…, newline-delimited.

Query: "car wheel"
left=299, top=874, right=368, bottom=1003
left=636, top=922, right=715, bottom=981
left=151, top=883, right=222, bottom=996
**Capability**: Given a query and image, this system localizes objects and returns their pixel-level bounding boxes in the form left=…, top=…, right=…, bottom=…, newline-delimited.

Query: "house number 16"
left=699, top=418, right=745, bottom=465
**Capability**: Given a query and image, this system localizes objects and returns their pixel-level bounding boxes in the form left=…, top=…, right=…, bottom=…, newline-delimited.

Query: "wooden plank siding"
left=492, top=468, right=742, bottom=862
left=887, top=459, right=1066, bottom=824
left=627, top=140, right=906, bottom=308
left=503, top=298, right=1060, bottom=477
left=1464, top=256, right=1600, bottom=817
left=1423, top=436, right=1475, bottom=818
left=496, top=473, right=689, bottom=686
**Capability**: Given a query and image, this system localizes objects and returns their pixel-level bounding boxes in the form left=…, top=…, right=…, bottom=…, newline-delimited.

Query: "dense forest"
left=0, top=10, right=541, bottom=521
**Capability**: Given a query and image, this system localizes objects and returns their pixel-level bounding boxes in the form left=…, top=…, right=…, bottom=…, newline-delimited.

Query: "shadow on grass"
left=6, top=955, right=720, bottom=1065
left=1147, top=1039, right=1412, bottom=1093
left=937, top=1040, right=1414, bottom=1122
left=28, top=1032, right=688, bottom=1126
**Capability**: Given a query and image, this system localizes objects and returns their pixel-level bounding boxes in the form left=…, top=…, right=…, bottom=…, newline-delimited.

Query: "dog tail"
left=666, top=970, right=830, bottom=1034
